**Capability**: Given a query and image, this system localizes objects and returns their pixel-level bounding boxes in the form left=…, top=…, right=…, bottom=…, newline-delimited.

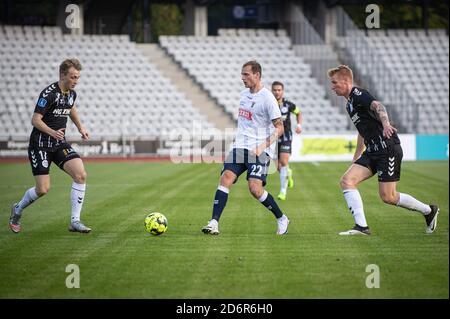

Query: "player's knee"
left=36, top=186, right=50, bottom=196
left=249, top=184, right=263, bottom=198
left=73, top=170, right=87, bottom=184
left=380, top=192, right=397, bottom=205
left=220, top=171, right=235, bottom=187
left=340, top=176, right=355, bottom=189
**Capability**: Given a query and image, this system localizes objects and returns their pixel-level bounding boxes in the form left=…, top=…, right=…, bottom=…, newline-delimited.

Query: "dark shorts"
left=28, top=143, right=81, bottom=176
left=278, top=139, right=292, bottom=155
left=222, top=148, right=270, bottom=186
left=355, top=144, right=403, bottom=182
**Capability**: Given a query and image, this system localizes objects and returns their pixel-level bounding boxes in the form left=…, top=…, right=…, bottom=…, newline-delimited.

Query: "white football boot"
left=202, top=219, right=220, bottom=235
left=276, top=214, right=290, bottom=235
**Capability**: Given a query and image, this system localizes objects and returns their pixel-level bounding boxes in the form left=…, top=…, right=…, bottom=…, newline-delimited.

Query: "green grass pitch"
left=0, top=160, right=448, bottom=298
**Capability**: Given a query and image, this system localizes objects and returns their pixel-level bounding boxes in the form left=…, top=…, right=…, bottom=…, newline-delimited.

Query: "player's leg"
left=203, top=149, right=247, bottom=235
left=202, top=170, right=239, bottom=235
left=278, top=152, right=290, bottom=200
left=62, top=157, right=91, bottom=233
left=9, top=175, right=50, bottom=233
left=9, top=147, right=52, bottom=233
left=248, top=178, right=289, bottom=235
left=339, top=160, right=374, bottom=235
left=247, top=151, right=289, bottom=235
left=379, top=180, right=439, bottom=234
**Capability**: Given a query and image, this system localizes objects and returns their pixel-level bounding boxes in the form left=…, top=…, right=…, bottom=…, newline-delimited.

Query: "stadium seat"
left=0, top=26, right=216, bottom=138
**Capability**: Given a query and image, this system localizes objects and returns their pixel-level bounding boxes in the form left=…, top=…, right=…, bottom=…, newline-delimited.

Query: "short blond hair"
left=327, top=65, right=353, bottom=81
left=59, top=58, right=82, bottom=75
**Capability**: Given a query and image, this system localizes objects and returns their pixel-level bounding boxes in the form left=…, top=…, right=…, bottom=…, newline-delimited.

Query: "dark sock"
left=212, top=187, right=229, bottom=221
left=259, top=191, right=283, bottom=219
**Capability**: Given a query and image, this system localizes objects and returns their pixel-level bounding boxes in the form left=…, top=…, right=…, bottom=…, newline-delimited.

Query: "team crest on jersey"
left=281, top=106, right=288, bottom=113
left=68, top=94, right=74, bottom=106
left=38, top=98, right=47, bottom=108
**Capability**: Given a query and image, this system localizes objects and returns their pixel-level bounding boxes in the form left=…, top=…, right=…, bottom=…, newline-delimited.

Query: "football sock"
left=212, top=186, right=229, bottom=222
left=279, top=166, right=288, bottom=194
left=15, top=187, right=39, bottom=215
left=71, top=182, right=86, bottom=222
left=397, top=193, right=432, bottom=215
left=343, top=189, right=368, bottom=227
left=259, top=190, right=283, bottom=219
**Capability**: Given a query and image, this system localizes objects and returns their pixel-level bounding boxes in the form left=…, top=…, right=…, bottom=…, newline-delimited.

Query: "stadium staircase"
left=136, top=44, right=235, bottom=131
left=159, top=28, right=351, bottom=134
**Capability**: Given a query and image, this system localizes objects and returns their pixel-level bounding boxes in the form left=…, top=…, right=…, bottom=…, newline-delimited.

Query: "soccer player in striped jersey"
left=271, top=81, right=303, bottom=200
left=328, top=65, right=439, bottom=235
left=9, top=59, right=91, bottom=234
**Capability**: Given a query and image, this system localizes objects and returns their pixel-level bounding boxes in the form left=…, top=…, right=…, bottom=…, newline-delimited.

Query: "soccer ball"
left=144, top=212, right=168, bottom=235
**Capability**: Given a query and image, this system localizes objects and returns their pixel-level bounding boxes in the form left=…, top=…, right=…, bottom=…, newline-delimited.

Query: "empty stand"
left=0, top=25, right=216, bottom=140
left=160, top=28, right=350, bottom=133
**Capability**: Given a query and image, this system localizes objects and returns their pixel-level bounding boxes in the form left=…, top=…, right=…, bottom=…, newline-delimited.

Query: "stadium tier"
left=159, top=28, right=351, bottom=133
left=0, top=25, right=216, bottom=140
left=338, top=29, right=449, bottom=134
left=367, top=29, right=449, bottom=134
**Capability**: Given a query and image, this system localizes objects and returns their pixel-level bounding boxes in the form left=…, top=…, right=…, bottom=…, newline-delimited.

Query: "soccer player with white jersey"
left=9, top=59, right=91, bottom=234
left=328, top=65, right=439, bottom=235
left=202, top=61, right=290, bottom=235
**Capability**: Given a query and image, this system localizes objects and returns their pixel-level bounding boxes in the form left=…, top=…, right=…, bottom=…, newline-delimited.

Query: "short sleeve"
left=357, top=89, right=376, bottom=108
left=267, top=93, right=281, bottom=120
left=288, top=102, right=300, bottom=115
left=34, top=90, right=54, bottom=115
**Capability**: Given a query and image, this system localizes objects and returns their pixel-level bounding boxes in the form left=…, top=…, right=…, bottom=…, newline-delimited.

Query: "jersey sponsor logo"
left=351, top=112, right=360, bottom=125
left=353, top=88, right=362, bottom=96
left=38, top=98, right=47, bottom=107
left=52, top=108, right=71, bottom=117
left=238, top=108, right=253, bottom=120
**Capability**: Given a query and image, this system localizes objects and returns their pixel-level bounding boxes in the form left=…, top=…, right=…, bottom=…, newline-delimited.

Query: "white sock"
left=279, top=166, right=288, bottom=194
left=343, top=189, right=368, bottom=227
left=397, top=193, right=431, bottom=215
left=16, top=187, right=39, bottom=214
left=258, top=190, right=268, bottom=202
left=71, top=182, right=86, bottom=222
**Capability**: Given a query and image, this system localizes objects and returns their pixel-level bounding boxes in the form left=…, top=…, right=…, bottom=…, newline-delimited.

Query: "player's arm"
left=353, top=133, right=365, bottom=162
left=369, top=100, right=397, bottom=139
left=31, top=113, right=65, bottom=140
left=69, top=106, right=90, bottom=140
left=252, top=118, right=284, bottom=156
left=292, top=106, right=302, bottom=134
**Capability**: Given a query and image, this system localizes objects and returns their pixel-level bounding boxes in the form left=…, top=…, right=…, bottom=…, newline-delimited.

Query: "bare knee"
left=340, top=175, right=357, bottom=190
left=36, top=185, right=50, bottom=196
left=380, top=192, right=398, bottom=205
left=249, top=183, right=264, bottom=199
left=220, top=171, right=235, bottom=188
left=73, top=170, right=87, bottom=184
